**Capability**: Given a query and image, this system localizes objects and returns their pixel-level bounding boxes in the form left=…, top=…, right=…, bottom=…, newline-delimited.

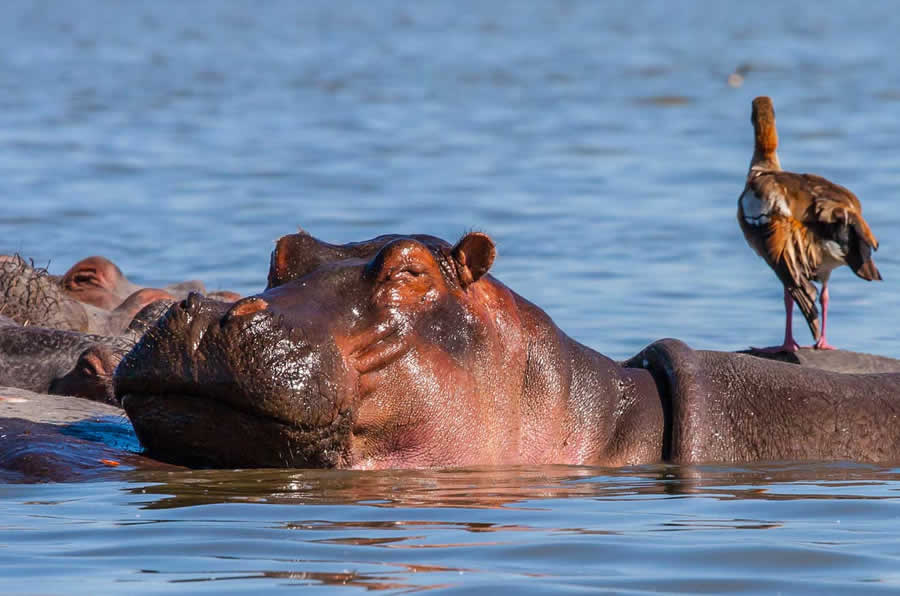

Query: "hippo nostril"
left=222, top=297, right=269, bottom=324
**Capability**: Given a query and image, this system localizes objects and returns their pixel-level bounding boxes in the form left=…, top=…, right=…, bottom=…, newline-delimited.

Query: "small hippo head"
left=62, top=255, right=208, bottom=310
left=115, top=230, right=533, bottom=469
left=62, top=256, right=140, bottom=310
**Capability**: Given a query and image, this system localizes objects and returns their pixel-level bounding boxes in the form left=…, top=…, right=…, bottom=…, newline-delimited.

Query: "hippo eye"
left=389, top=267, right=424, bottom=281
left=73, top=272, right=101, bottom=287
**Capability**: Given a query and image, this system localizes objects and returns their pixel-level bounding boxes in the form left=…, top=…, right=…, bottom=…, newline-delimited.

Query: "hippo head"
left=114, top=230, right=536, bottom=469
left=62, top=256, right=208, bottom=310
left=62, top=256, right=140, bottom=310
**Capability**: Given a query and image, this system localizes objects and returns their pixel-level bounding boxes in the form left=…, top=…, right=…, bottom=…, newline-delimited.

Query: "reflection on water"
left=4, top=463, right=900, bottom=592
left=127, top=462, right=900, bottom=510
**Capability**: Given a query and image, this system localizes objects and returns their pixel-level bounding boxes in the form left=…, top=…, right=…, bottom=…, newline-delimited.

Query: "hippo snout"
left=175, top=292, right=271, bottom=331
left=113, top=292, right=352, bottom=467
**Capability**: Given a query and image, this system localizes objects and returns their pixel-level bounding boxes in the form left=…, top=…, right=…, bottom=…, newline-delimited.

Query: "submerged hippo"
left=0, top=292, right=179, bottom=404
left=0, top=325, right=133, bottom=404
left=113, top=230, right=900, bottom=470
left=0, top=387, right=180, bottom=483
left=61, top=255, right=241, bottom=309
left=1, top=254, right=239, bottom=334
left=0, top=255, right=175, bottom=335
left=1, top=256, right=91, bottom=332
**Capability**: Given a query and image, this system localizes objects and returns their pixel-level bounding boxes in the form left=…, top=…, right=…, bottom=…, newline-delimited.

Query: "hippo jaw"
left=119, top=392, right=353, bottom=469
left=115, top=293, right=355, bottom=469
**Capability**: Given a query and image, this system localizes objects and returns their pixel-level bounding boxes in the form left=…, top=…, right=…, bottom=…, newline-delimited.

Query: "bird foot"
left=750, top=341, right=800, bottom=354
left=812, top=339, right=837, bottom=350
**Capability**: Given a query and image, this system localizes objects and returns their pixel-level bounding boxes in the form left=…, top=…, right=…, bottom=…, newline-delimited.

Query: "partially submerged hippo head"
left=114, top=230, right=900, bottom=471
left=0, top=324, right=133, bottom=404
left=1, top=255, right=90, bottom=332
left=1, top=255, right=191, bottom=336
left=61, top=256, right=140, bottom=310
left=61, top=256, right=208, bottom=310
left=116, top=230, right=565, bottom=468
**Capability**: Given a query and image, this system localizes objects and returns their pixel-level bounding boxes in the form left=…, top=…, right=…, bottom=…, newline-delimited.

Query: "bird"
left=737, top=96, right=882, bottom=352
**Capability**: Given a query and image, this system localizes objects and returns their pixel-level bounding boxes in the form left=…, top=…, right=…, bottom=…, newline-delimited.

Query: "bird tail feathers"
left=788, top=280, right=820, bottom=342
left=847, top=219, right=882, bottom=281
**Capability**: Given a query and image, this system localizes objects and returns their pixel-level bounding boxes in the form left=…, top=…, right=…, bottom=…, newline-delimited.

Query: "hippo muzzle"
left=115, top=293, right=353, bottom=468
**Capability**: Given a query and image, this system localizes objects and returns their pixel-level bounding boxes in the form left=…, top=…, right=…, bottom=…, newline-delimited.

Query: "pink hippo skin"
left=113, top=229, right=900, bottom=470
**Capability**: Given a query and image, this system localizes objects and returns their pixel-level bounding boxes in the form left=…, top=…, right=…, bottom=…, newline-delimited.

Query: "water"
left=2, top=0, right=900, bottom=592
left=4, top=464, right=900, bottom=593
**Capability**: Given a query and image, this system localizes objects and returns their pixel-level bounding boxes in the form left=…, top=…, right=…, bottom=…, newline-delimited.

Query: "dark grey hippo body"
left=740, top=347, right=900, bottom=374
left=0, top=387, right=178, bottom=482
left=0, top=299, right=176, bottom=404
left=0, top=255, right=182, bottom=402
left=0, top=326, right=133, bottom=404
left=627, top=340, right=900, bottom=464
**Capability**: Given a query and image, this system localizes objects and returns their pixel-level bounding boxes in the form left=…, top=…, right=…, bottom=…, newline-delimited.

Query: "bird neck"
left=749, top=149, right=781, bottom=174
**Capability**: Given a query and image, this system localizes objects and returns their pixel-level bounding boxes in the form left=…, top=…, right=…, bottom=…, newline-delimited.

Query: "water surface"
left=5, top=464, right=900, bottom=593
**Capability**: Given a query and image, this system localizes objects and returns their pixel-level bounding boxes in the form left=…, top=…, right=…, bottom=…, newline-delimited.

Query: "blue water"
left=2, top=1, right=900, bottom=592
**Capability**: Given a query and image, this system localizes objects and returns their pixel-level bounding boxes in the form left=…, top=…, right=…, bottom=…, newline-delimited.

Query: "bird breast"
left=739, top=185, right=790, bottom=227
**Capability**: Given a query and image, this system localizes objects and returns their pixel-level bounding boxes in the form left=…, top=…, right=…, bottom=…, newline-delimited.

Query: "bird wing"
left=740, top=174, right=822, bottom=340
left=791, top=173, right=881, bottom=280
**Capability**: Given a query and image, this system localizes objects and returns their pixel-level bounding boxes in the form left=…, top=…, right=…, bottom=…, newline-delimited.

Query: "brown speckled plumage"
left=737, top=97, right=881, bottom=349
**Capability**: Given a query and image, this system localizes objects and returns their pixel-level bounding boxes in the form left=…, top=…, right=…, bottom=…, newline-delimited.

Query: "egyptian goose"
left=737, top=96, right=882, bottom=352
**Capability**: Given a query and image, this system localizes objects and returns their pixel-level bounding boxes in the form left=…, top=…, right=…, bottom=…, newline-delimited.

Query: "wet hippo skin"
left=627, top=340, right=900, bottom=463
left=0, top=296, right=183, bottom=404
left=740, top=347, right=900, bottom=374
left=0, top=326, right=133, bottom=403
left=113, top=229, right=900, bottom=470
left=0, top=387, right=180, bottom=482
left=1, top=255, right=89, bottom=332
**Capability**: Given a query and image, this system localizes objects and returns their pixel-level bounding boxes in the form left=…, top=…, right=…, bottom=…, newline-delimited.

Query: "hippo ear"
left=63, top=256, right=124, bottom=290
left=451, top=233, right=495, bottom=287
left=268, top=231, right=346, bottom=289
left=63, top=265, right=102, bottom=289
left=268, top=233, right=307, bottom=289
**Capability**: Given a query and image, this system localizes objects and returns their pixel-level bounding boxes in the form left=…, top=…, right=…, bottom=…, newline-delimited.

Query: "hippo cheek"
left=340, top=332, right=489, bottom=469
left=67, top=286, right=120, bottom=311
left=116, top=295, right=355, bottom=468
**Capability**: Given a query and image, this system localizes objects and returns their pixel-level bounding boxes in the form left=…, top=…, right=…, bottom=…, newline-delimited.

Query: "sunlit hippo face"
left=115, top=230, right=528, bottom=469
